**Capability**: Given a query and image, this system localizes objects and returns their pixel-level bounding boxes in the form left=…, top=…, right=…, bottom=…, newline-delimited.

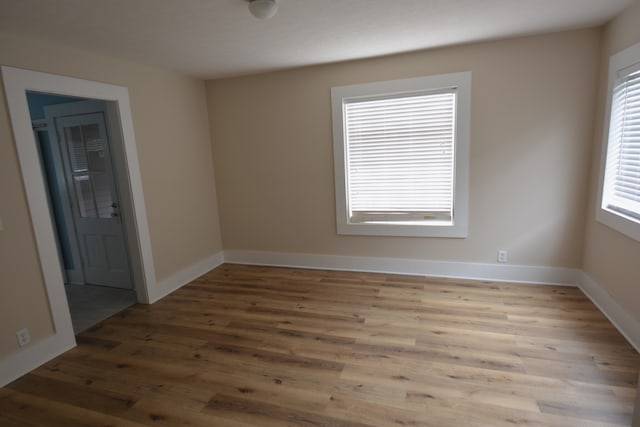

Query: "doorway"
left=2, top=67, right=158, bottom=356
left=28, top=93, right=137, bottom=333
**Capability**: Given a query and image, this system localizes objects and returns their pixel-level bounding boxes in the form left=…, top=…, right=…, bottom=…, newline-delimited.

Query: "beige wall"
left=207, top=29, right=600, bottom=267
left=0, top=31, right=223, bottom=357
left=582, top=0, right=640, bottom=324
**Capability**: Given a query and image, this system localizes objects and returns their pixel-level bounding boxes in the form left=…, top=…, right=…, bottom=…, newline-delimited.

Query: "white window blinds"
left=344, top=90, right=456, bottom=223
left=603, top=66, right=640, bottom=220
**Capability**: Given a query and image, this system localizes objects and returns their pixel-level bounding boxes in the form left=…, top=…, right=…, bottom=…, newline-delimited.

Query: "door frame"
left=2, top=66, right=157, bottom=349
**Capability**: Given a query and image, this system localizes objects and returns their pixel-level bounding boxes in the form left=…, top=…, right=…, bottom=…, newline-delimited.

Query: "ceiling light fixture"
left=248, top=0, right=278, bottom=20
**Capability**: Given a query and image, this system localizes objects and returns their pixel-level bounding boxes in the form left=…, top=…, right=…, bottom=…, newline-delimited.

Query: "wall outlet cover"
left=16, top=328, right=31, bottom=347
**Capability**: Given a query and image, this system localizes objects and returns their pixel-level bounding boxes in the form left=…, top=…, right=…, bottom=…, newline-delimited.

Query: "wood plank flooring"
left=2, top=264, right=638, bottom=426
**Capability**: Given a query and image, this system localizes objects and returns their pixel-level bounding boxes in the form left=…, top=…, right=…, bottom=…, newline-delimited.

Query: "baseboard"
left=578, top=272, right=640, bottom=353
left=0, top=330, right=75, bottom=388
left=150, top=251, right=224, bottom=303
left=223, top=250, right=581, bottom=286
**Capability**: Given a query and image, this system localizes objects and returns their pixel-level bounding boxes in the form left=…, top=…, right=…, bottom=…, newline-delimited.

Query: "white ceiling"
left=0, top=0, right=634, bottom=79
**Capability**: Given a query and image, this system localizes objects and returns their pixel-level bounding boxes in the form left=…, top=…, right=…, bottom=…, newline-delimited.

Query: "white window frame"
left=331, top=72, right=471, bottom=238
left=596, top=41, right=640, bottom=242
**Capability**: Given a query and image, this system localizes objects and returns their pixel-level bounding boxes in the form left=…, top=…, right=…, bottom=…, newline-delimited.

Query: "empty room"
left=1, top=0, right=639, bottom=425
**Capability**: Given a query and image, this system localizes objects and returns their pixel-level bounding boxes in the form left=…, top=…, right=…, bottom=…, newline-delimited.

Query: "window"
left=597, top=41, right=640, bottom=242
left=331, top=72, right=471, bottom=237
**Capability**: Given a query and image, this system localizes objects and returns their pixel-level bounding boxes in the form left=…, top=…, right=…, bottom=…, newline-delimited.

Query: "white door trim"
left=1, top=66, right=157, bottom=382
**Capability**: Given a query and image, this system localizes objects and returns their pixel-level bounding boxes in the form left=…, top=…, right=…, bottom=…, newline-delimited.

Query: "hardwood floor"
left=1, top=264, right=638, bottom=426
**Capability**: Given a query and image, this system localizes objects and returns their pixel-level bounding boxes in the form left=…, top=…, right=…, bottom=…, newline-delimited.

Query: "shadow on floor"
left=64, top=284, right=137, bottom=334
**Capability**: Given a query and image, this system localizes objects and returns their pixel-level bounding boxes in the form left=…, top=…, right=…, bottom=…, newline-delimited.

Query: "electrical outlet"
left=16, top=328, right=31, bottom=347
left=497, top=250, right=508, bottom=263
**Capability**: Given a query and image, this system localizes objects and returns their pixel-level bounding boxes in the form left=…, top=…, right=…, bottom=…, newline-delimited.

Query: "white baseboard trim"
left=0, top=330, right=75, bottom=388
left=150, top=251, right=224, bottom=303
left=223, top=250, right=581, bottom=286
left=578, top=272, right=640, bottom=353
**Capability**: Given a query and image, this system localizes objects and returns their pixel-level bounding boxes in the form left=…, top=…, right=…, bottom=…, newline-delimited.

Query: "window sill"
left=596, top=207, right=640, bottom=242
left=337, top=221, right=467, bottom=238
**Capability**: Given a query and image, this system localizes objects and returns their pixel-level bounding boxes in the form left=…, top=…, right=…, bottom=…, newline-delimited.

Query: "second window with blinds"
left=331, top=72, right=471, bottom=237
left=596, top=40, right=640, bottom=242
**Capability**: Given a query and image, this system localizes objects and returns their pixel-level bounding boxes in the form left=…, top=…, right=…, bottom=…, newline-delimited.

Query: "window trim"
left=596, top=41, right=640, bottom=242
left=331, top=72, right=471, bottom=238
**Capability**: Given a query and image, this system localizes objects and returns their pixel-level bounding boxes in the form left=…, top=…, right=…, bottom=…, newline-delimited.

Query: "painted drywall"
left=0, top=30, right=223, bottom=358
left=582, top=0, right=640, bottom=325
left=207, top=29, right=600, bottom=268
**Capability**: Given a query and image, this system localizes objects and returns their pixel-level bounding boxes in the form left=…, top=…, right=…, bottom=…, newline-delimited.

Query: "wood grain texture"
left=2, top=264, right=638, bottom=426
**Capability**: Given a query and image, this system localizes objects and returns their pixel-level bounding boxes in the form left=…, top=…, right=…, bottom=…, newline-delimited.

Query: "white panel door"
left=56, top=112, right=132, bottom=289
